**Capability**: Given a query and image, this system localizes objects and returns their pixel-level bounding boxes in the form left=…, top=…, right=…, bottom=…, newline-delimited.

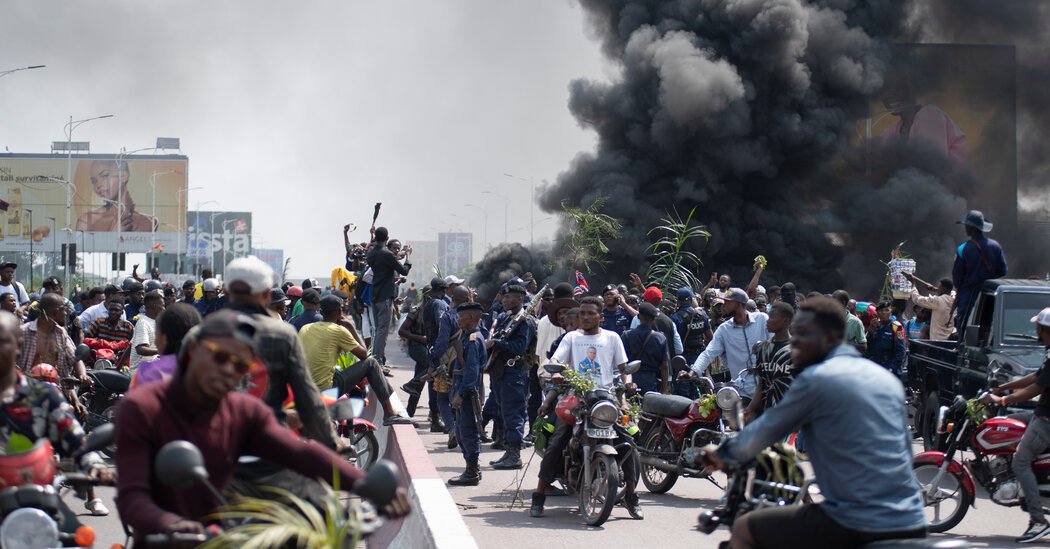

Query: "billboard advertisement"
left=186, top=211, right=252, bottom=273
left=0, top=153, right=189, bottom=252
left=253, top=248, right=285, bottom=284
left=438, top=232, right=472, bottom=277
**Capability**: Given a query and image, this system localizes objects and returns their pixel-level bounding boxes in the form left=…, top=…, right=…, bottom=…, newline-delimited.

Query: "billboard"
left=0, top=153, right=189, bottom=252
left=186, top=211, right=252, bottom=273
left=253, top=248, right=285, bottom=284
left=438, top=232, right=472, bottom=277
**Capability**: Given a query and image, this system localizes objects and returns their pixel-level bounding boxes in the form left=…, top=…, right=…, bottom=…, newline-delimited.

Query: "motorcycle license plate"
left=586, top=427, right=616, bottom=439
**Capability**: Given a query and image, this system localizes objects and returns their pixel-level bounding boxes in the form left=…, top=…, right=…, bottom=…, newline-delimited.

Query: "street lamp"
left=480, top=190, right=508, bottom=243
left=210, top=212, right=225, bottom=276
left=221, top=218, right=236, bottom=278
left=100, top=199, right=125, bottom=276
left=193, top=200, right=220, bottom=277
left=175, top=186, right=203, bottom=274
left=503, top=172, right=536, bottom=247
left=63, top=114, right=113, bottom=284
left=25, top=209, right=33, bottom=291
left=46, top=217, right=56, bottom=269
left=464, top=203, right=488, bottom=253
left=0, top=65, right=45, bottom=79
left=148, top=170, right=180, bottom=268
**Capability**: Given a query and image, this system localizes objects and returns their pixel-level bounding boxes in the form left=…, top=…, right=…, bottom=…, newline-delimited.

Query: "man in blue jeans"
left=983, top=307, right=1050, bottom=543
left=703, top=297, right=925, bottom=548
left=365, top=227, right=411, bottom=367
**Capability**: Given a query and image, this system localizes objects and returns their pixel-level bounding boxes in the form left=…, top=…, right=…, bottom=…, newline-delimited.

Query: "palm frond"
left=645, top=206, right=710, bottom=291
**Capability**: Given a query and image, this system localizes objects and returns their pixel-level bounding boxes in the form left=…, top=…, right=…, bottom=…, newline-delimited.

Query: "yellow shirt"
left=300, top=321, right=360, bottom=390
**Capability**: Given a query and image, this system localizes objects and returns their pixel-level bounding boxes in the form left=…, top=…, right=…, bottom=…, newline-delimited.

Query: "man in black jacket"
left=366, top=227, right=411, bottom=366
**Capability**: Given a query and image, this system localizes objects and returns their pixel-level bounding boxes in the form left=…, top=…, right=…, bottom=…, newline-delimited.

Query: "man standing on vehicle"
left=366, top=227, right=411, bottom=368
left=905, top=275, right=956, bottom=341
left=952, top=210, right=1007, bottom=331
left=702, top=297, right=926, bottom=548
left=982, top=307, right=1050, bottom=543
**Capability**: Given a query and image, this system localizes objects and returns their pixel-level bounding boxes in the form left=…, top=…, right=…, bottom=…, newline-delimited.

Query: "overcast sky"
left=0, top=2, right=607, bottom=278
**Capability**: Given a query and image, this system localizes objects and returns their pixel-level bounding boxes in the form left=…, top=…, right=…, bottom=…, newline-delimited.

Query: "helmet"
left=0, top=438, right=57, bottom=488
left=555, top=394, right=579, bottom=425
left=29, top=363, right=59, bottom=384
left=122, top=277, right=138, bottom=292
left=144, top=280, right=163, bottom=293
left=202, top=278, right=220, bottom=292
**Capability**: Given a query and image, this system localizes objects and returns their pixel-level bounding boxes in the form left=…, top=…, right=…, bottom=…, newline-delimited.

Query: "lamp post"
left=192, top=201, right=219, bottom=277
left=503, top=172, right=536, bottom=247
left=46, top=217, right=56, bottom=271
left=464, top=203, right=488, bottom=254
left=63, top=114, right=112, bottom=285
left=0, top=65, right=45, bottom=79
left=100, top=199, right=125, bottom=277
left=25, top=209, right=33, bottom=291
left=480, top=190, right=508, bottom=243
left=175, top=186, right=202, bottom=275
left=210, top=212, right=225, bottom=277
left=221, top=219, right=235, bottom=278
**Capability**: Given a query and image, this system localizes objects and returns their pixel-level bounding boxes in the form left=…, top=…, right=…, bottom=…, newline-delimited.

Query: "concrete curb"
left=366, top=393, right=478, bottom=549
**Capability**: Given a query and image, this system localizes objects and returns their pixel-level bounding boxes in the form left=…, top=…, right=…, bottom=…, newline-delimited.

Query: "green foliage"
left=560, top=197, right=623, bottom=272
left=562, top=367, right=596, bottom=394
left=966, top=397, right=990, bottom=424
left=645, top=207, right=710, bottom=292
left=202, top=481, right=361, bottom=549
left=282, top=258, right=292, bottom=286
left=696, top=393, right=718, bottom=419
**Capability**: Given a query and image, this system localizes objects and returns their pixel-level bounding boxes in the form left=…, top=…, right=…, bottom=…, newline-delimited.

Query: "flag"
left=233, top=219, right=248, bottom=233
left=573, top=270, right=589, bottom=296
left=152, top=243, right=164, bottom=253
left=0, top=199, right=8, bottom=212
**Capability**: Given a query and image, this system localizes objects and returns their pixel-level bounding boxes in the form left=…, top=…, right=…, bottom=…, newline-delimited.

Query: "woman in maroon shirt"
left=115, top=311, right=410, bottom=539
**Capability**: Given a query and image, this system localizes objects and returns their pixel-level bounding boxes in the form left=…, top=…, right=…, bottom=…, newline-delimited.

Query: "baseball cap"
left=505, top=284, right=527, bottom=296
left=320, top=295, right=344, bottom=313
left=724, top=288, right=748, bottom=304
left=642, top=286, right=663, bottom=305
left=638, top=302, right=659, bottom=318
left=225, top=256, right=275, bottom=294
left=202, top=278, right=220, bottom=292
left=286, top=286, right=303, bottom=297
left=430, top=277, right=448, bottom=292
left=1031, top=307, right=1050, bottom=328
left=182, top=279, right=197, bottom=290
left=444, top=275, right=465, bottom=285
left=301, top=288, right=322, bottom=304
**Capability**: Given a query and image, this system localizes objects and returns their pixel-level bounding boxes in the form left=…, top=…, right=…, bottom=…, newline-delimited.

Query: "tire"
left=922, top=392, right=944, bottom=452
left=99, top=404, right=119, bottom=458
left=579, top=453, right=619, bottom=527
left=341, top=428, right=379, bottom=470
left=640, top=428, right=679, bottom=494
left=913, top=461, right=971, bottom=533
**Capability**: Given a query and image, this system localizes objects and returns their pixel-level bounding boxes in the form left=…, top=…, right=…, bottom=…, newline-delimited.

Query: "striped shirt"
left=85, top=317, right=135, bottom=342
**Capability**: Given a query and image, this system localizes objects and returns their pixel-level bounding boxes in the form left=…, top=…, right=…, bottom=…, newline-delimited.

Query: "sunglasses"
left=198, top=339, right=253, bottom=374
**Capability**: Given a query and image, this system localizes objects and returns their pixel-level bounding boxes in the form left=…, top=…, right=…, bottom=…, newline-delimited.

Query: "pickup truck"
left=907, top=278, right=1050, bottom=449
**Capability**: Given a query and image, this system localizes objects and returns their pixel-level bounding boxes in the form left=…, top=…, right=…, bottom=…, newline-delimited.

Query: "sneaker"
left=623, top=493, right=643, bottom=520
left=1018, top=520, right=1050, bottom=543
left=383, top=367, right=394, bottom=378
left=86, top=498, right=110, bottom=516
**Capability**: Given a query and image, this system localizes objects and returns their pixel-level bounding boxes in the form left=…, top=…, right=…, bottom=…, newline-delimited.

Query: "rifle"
left=484, top=284, right=549, bottom=373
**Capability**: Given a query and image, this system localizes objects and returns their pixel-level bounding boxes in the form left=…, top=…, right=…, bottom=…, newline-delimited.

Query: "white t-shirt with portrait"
left=551, top=329, right=628, bottom=389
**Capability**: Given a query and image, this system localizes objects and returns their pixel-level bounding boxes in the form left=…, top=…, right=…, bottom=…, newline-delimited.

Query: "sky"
left=0, top=2, right=607, bottom=279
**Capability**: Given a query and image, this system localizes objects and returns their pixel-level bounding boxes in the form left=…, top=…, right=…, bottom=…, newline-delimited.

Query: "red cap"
left=287, top=286, right=303, bottom=297
left=642, top=286, right=663, bottom=305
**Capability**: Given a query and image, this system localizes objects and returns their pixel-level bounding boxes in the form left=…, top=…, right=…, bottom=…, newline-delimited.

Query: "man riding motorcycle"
left=980, top=307, right=1050, bottom=543
left=530, top=296, right=642, bottom=519
left=701, top=297, right=925, bottom=549
left=115, top=311, right=412, bottom=543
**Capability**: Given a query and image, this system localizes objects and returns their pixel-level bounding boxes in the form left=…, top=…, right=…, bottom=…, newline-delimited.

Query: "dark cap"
left=125, top=281, right=144, bottom=293
left=553, top=282, right=574, bottom=299
left=103, top=284, right=121, bottom=295
left=638, top=302, right=659, bottom=318
left=182, top=279, right=197, bottom=289
left=430, top=277, right=448, bottom=292
left=320, top=294, right=344, bottom=313
left=505, top=284, right=527, bottom=296
left=270, top=287, right=288, bottom=305
left=301, top=288, right=322, bottom=304
left=0, top=262, right=16, bottom=270
left=42, top=276, right=61, bottom=289
left=457, top=302, right=483, bottom=313
left=676, top=287, right=694, bottom=301
left=602, top=284, right=618, bottom=296
left=178, top=311, right=258, bottom=368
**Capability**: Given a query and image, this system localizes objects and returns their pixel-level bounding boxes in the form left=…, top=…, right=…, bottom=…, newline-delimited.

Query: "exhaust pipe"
left=640, top=455, right=681, bottom=475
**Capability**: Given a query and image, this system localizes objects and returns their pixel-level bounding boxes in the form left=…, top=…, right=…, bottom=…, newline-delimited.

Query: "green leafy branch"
left=561, top=196, right=622, bottom=272
left=645, top=206, right=710, bottom=292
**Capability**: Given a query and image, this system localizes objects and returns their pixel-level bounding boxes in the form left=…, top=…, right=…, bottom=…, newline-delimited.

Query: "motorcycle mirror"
left=352, top=459, right=400, bottom=507
left=320, top=387, right=340, bottom=400
left=623, top=360, right=642, bottom=376
left=544, top=363, right=565, bottom=375
left=75, top=344, right=91, bottom=362
left=328, top=397, right=366, bottom=422
left=77, top=423, right=115, bottom=458
left=670, top=355, right=688, bottom=372
left=155, top=440, right=210, bottom=489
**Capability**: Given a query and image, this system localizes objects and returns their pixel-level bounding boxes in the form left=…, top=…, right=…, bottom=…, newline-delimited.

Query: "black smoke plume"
left=467, top=243, right=552, bottom=306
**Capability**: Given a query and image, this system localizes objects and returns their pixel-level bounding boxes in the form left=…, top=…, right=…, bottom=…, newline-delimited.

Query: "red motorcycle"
left=913, top=393, right=1050, bottom=532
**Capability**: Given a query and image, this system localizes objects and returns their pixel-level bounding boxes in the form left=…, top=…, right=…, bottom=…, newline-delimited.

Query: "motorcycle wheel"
left=912, top=461, right=971, bottom=533
left=579, top=453, right=619, bottom=527
left=99, top=405, right=119, bottom=458
left=640, top=429, right=679, bottom=494
left=348, top=430, right=379, bottom=470
left=921, top=392, right=946, bottom=452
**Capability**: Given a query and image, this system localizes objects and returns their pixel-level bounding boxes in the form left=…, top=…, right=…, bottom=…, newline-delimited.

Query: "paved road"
left=65, top=341, right=1035, bottom=548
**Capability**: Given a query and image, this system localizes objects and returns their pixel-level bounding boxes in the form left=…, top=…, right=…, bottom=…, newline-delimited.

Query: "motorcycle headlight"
left=589, top=401, right=619, bottom=429
left=0, top=508, right=60, bottom=549
left=716, top=387, right=740, bottom=411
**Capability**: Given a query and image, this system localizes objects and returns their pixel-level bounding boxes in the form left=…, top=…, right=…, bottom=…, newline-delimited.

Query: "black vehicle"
left=908, top=278, right=1050, bottom=449
left=541, top=361, right=640, bottom=526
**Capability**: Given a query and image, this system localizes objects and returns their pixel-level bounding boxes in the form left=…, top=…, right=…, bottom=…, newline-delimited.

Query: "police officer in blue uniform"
left=486, top=285, right=537, bottom=470
left=866, top=300, right=907, bottom=378
left=448, top=302, right=488, bottom=485
left=670, top=287, right=713, bottom=398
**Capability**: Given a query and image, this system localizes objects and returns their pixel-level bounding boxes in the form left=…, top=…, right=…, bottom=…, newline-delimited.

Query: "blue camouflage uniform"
left=866, top=320, right=907, bottom=378
left=489, top=309, right=536, bottom=450
left=452, top=327, right=487, bottom=465
left=427, top=304, right=458, bottom=431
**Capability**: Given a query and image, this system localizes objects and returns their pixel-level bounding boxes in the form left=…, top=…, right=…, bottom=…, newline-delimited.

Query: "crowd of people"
left=3, top=207, right=1049, bottom=547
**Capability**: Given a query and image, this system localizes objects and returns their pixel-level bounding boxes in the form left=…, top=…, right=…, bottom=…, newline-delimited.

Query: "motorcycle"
left=321, top=387, right=380, bottom=471
left=912, top=393, right=1049, bottom=533
left=636, top=356, right=736, bottom=494
left=0, top=424, right=115, bottom=549
left=540, top=360, right=641, bottom=527
left=71, top=344, right=130, bottom=458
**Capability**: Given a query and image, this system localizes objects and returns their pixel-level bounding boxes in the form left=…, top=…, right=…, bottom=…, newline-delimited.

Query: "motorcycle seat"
left=862, top=539, right=970, bottom=548
left=89, top=369, right=131, bottom=394
left=642, top=394, right=694, bottom=418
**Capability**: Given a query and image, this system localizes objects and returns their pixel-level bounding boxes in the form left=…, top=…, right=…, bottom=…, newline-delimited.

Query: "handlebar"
left=144, top=533, right=214, bottom=547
